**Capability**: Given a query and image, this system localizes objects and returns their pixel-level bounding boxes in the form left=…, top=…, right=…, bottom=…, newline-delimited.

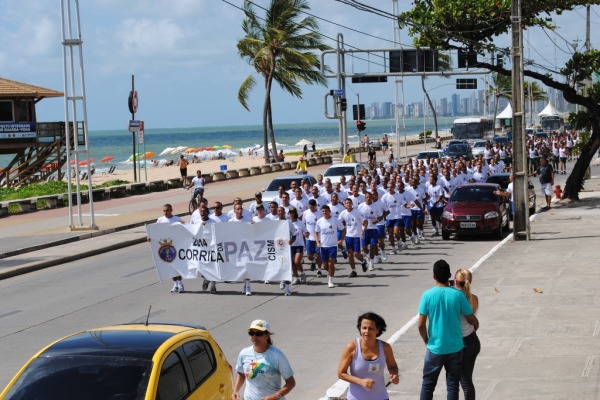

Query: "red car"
left=441, top=183, right=510, bottom=240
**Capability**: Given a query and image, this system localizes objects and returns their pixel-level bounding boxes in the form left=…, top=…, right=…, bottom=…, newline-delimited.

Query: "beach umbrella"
left=205, top=146, right=215, bottom=151
left=196, top=147, right=205, bottom=152
left=213, top=145, right=222, bottom=150
left=222, top=144, right=232, bottom=149
left=127, top=153, right=142, bottom=162
left=295, top=139, right=312, bottom=146
left=144, top=151, right=156, bottom=159
left=78, top=160, right=88, bottom=166
left=101, top=156, right=114, bottom=163
left=159, top=147, right=174, bottom=156
left=184, top=148, right=196, bottom=154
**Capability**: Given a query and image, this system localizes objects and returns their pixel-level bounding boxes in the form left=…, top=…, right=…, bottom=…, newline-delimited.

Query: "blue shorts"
left=306, top=240, right=318, bottom=255
left=362, top=229, right=379, bottom=246
left=337, top=230, right=343, bottom=240
left=377, top=225, right=386, bottom=239
left=320, top=246, right=337, bottom=262
left=411, top=209, right=424, bottom=219
left=398, top=215, right=412, bottom=228
left=291, top=246, right=304, bottom=255
left=386, top=219, right=400, bottom=228
left=345, top=237, right=362, bottom=252
left=428, top=206, right=444, bottom=217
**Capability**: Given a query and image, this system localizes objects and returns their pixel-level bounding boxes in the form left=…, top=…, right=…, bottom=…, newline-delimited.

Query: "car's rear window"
left=265, top=178, right=300, bottom=191
left=3, top=356, right=152, bottom=400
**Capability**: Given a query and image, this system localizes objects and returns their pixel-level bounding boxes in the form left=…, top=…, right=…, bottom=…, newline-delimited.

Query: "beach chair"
left=108, top=165, right=116, bottom=174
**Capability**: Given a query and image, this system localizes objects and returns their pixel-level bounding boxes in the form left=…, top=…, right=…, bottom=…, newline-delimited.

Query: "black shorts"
left=180, top=168, right=187, bottom=177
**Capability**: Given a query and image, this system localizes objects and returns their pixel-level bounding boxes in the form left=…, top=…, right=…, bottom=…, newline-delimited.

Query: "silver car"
left=471, top=140, right=488, bottom=157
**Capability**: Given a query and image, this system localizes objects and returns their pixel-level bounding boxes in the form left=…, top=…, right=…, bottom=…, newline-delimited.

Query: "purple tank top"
left=347, top=338, right=388, bottom=400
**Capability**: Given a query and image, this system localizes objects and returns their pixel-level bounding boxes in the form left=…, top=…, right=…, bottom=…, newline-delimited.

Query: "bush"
left=418, top=130, right=433, bottom=139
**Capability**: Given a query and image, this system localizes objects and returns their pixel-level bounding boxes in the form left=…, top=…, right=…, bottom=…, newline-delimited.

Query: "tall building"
left=451, top=94, right=461, bottom=116
left=439, top=97, right=448, bottom=117
left=381, top=102, right=392, bottom=119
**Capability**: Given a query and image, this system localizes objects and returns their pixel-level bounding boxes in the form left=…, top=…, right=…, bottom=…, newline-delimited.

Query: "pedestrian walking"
left=177, top=155, right=189, bottom=187
left=528, top=156, right=554, bottom=210
left=150, top=204, right=185, bottom=293
left=338, top=312, right=400, bottom=400
left=417, top=259, right=479, bottom=400
left=232, top=320, right=295, bottom=400
left=453, top=268, right=480, bottom=400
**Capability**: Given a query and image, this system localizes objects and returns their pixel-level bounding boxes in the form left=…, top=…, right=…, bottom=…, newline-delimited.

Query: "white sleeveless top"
left=461, top=303, right=478, bottom=337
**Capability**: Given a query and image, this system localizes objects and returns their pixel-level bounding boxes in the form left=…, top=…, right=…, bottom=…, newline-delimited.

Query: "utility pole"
left=511, top=0, right=530, bottom=240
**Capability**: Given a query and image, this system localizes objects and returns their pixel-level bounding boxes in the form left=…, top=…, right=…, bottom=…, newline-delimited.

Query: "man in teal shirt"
left=418, top=260, right=479, bottom=400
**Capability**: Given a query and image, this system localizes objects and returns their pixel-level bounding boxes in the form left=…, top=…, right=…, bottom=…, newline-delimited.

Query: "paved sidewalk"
left=358, top=189, right=600, bottom=399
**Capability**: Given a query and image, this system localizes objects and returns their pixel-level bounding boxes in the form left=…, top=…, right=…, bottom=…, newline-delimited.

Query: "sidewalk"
left=381, top=187, right=600, bottom=399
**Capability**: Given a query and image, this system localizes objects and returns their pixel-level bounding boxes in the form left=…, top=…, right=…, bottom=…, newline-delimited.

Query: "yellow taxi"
left=1, top=323, right=233, bottom=400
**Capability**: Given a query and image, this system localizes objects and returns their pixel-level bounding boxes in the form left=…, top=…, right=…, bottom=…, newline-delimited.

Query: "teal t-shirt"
left=418, top=286, right=474, bottom=355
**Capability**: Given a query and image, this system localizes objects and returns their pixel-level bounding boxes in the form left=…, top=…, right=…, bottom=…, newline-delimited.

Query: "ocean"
left=1, top=117, right=455, bottom=172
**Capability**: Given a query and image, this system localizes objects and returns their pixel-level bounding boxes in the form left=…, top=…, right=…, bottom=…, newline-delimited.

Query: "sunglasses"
left=449, top=280, right=465, bottom=287
left=248, top=331, right=266, bottom=337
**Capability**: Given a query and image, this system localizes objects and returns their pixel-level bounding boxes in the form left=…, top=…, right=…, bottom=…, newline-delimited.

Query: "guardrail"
left=0, top=153, right=337, bottom=217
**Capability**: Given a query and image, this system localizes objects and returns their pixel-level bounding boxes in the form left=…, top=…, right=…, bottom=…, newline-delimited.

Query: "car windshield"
left=473, top=141, right=486, bottom=148
left=265, top=178, right=300, bottom=191
left=451, top=187, right=498, bottom=202
left=417, top=152, right=439, bottom=159
left=3, top=356, right=152, bottom=400
left=486, top=176, right=509, bottom=189
left=324, top=166, right=355, bottom=177
left=447, top=145, right=468, bottom=152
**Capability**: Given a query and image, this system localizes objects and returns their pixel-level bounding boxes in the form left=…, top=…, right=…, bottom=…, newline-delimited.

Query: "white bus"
left=452, top=117, right=495, bottom=142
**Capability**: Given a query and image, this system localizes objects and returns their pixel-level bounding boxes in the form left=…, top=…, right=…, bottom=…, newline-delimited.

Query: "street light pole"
left=511, top=0, right=530, bottom=240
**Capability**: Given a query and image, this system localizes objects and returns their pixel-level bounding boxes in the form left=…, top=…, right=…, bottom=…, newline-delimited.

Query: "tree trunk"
left=268, top=102, right=277, bottom=161
left=262, top=94, right=270, bottom=164
left=421, top=76, right=439, bottom=138
left=562, top=120, right=600, bottom=200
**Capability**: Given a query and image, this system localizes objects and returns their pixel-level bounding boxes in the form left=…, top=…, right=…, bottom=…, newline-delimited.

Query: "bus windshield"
left=452, top=118, right=494, bottom=141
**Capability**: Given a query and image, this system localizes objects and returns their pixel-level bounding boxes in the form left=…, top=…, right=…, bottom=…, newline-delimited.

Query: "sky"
left=0, top=1, right=597, bottom=131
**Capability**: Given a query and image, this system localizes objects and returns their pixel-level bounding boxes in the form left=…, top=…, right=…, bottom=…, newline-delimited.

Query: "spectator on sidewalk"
left=528, top=156, right=554, bottom=210
left=453, top=268, right=480, bottom=400
left=417, top=259, right=479, bottom=400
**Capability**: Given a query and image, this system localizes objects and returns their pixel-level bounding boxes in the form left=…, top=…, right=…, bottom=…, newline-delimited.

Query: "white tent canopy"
left=496, top=103, right=512, bottom=119
left=538, top=102, right=560, bottom=117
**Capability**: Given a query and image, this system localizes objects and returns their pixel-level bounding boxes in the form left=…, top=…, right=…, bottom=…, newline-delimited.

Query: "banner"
left=146, top=221, right=292, bottom=282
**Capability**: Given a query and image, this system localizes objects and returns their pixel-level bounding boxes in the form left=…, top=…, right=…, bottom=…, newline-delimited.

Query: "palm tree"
left=237, top=0, right=329, bottom=164
left=524, top=81, right=547, bottom=126
left=488, top=73, right=512, bottom=132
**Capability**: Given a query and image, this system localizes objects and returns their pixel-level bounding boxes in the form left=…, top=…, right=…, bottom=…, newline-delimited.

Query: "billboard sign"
left=0, top=122, right=36, bottom=139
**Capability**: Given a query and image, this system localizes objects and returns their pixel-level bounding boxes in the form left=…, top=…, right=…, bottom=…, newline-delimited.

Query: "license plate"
left=460, top=222, right=476, bottom=228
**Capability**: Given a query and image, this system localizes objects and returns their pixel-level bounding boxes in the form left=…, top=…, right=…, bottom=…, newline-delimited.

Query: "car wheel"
left=442, top=230, right=450, bottom=240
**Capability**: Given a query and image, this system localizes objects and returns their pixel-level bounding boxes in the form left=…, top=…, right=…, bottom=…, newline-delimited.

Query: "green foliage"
left=0, top=180, right=130, bottom=201
left=419, top=130, right=433, bottom=139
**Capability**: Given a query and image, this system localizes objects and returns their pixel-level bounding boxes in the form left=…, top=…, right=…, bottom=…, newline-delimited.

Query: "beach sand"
left=90, top=153, right=305, bottom=186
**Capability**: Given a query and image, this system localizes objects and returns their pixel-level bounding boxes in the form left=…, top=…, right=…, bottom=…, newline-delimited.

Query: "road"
left=0, top=149, right=580, bottom=398
left=0, top=224, right=504, bottom=398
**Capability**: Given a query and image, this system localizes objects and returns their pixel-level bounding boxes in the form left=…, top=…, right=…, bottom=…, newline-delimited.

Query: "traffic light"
left=340, top=98, right=347, bottom=112
left=356, top=120, right=366, bottom=132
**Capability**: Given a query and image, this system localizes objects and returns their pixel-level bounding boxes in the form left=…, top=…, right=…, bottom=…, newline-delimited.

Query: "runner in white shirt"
left=426, top=175, right=446, bottom=236
left=265, top=201, right=280, bottom=221
left=314, top=205, right=345, bottom=288
left=209, top=202, right=230, bottom=223
left=189, top=198, right=210, bottom=225
left=192, top=205, right=220, bottom=294
left=380, top=182, right=402, bottom=252
left=348, top=185, right=366, bottom=208
left=251, top=204, right=268, bottom=223
left=333, top=182, right=348, bottom=202
left=275, top=206, right=297, bottom=296
left=407, top=176, right=427, bottom=241
left=289, top=188, right=308, bottom=217
left=302, top=199, right=323, bottom=276
left=229, top=204, right=252, bottom=223
left=248, top=192, right=265, bottom=217
left=338, top=199, right=368, bottom=277
left=310, top=185, right=328, bottom=208
left=396, top=181, right=421, bottom=250
left=370, top=189, right=389, bottom=262
left=227, top=198, right=252, bottom=220
left=358, top=192, right=384, bottom=270
left=288, top=207, right=307, bottom=288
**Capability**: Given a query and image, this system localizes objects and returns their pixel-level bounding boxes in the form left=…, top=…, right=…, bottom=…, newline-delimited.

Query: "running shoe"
left=291, top=277, right=299, bottom=285
left=202, top=279, right=209, bottom=291
left=284, top=284, right=291, bottom=296
left=348, top=270, right=358, bottom=278
left=361, top=260, right=368, bottom=272
left=317, top=270, right=324, bottom=277
left=300, top=272, right=306, bottom=283
left=328, top=282, right=336, bottom=288
left=178, top=283, right=184, bottom=293
left=210, top=284, right=217, bottom=294
left=171, top=283, right=178, bottom=293
left=341, top=246, right=348, bottom=259
left=381, top=250, right=388, bottom=261
left=310, top=262, right=316, bottom=271
left=401, top=242, right=409, bottom=251
left=280, top=281, right=285, bottom=289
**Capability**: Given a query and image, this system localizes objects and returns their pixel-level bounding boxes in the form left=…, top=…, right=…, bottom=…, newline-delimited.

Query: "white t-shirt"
left=315, top=216, right=344, bottom=247
left=228, top=214, right=252, bottom=223
left=407, top=186, right=426, bottom=211
left=427, top=184, right=446, bottom=208
left=210, top=214, right=230, bottom=223
left=358, top=202, right=383, bottom=230
left=156, top=215, right=182, bottom=224
left=338, top=208, right=364, bottom=238
left=190, top=176, right=205, bottom=189
left=235, top=345, right=294, bottom=400
left=397, top=190, right=417, bottom=217
left=290, top=219, right=307, bottom=247
left=381, top=191, right=402, bottom=220
left=327, top=202, right=346, bottom=219
left=302, top=208, right=322, bottom=240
